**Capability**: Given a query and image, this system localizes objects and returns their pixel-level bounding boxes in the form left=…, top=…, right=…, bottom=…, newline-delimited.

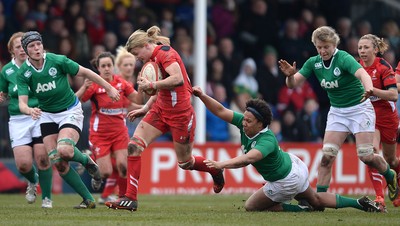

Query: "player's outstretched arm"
left=193, top=86, right=233, bottom=123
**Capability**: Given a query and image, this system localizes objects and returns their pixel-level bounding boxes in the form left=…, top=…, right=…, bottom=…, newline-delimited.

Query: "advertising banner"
left=139, top=142, right=383, bottom=195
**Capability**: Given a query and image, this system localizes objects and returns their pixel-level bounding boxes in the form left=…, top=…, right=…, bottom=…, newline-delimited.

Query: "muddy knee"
left=128, top=136, right=146, bottom=156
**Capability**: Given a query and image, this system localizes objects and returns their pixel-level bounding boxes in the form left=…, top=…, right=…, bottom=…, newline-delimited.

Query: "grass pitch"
left=0, top=194, right=398, bottom=226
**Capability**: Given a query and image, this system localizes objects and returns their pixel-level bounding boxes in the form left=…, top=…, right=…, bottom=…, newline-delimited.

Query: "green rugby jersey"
left=231, top=112, right=291, bottom=182
left=0, top=59, right=38, bottom=115
left=17, top=53, right=80, bottom=112
left=299, top=50, right=364, bottom=108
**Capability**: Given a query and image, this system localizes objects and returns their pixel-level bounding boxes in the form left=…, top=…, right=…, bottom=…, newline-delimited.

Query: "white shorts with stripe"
left=326, top=99, right=375, bottom=134
left=263, top=153, right=309, bottom=203
left=8, top=114, right=41, bottom=148
left=40, top=101, right=84, bottom=131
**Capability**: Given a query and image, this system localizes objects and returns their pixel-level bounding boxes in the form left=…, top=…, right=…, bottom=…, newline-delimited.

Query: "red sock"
left=101, top=170, right=118, bottom=198
left=125, top=156, right=141, bottom=201
left=368, top=166, right=384, bottom=197
left=117, top=174, right=127, bottom=198
left=192, top=156, right=220, bottom=175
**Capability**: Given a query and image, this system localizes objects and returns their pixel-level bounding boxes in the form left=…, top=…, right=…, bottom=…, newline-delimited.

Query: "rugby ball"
left=140, top=62, right=162, bottom=96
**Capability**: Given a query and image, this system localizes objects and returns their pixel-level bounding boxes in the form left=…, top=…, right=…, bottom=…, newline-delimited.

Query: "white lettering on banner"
left=335, top=152, right=356, bottom=183
left=151, top=148, right=175, bottom=183
left=149, top=145, right=368, bottom=193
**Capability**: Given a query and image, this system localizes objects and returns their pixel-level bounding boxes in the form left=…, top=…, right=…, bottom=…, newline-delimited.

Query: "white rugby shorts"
left=263, top=153, right=309, bottom=203
left=9, top=114, right=41, bottom=148
left=326, top=99, right=375, bottom=134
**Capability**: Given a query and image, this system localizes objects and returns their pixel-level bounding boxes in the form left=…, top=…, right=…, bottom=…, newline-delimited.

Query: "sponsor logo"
left=36, top=81, right=56, bottom=93
left=320, top=79, right=338, bottom=89
left=99, top=108, right=124, bottom=115
left=314, top=62, right=322, bottom=69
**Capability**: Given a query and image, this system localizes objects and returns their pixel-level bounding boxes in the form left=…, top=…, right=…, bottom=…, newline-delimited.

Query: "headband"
left=246, top=107, right=264, bottom=122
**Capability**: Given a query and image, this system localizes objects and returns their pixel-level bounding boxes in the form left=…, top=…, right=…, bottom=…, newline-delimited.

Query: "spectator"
left=381, top=20, right=400, bottom=60
left=280, top=108, right=306, bottom=142
left=71, top=16, right=91, bottom=67
left=298, top=98, right=322, bottom=142
left=270, top=119, right=283, bottom=143
left=256, top=45, right=285, bottom=112
left=335, top=16, right=353, bottom=50
left=42, top=16, right=68, bottom=53
left=211, top=0, right=237, bottom=40
left=218, top=37, right=243, bottom=103
left=84, top=0, right=106, bottom=45
left=277, top=80, right=317, bottom=115
left=103, top=31, right=118, bottom=55
left=233, top=57, right=258, bottom=112
left=278, top=18, right=309, bottom=67
left=237, top=0, right=279, bottom=60
left=206, top=84, right=230, bottom=142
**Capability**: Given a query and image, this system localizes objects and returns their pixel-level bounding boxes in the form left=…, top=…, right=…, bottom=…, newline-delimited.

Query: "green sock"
left=316, top=185, right=329, bottom=192
left=21, top=165, right=38, bottom=184
left=282, top=203, right=311, bottom=212
left=61, top=166, right=94, bottom=201
left=38, top=167, right=53, bottom=200
left=382, top=164, right=395, bottom=183
left=335, top=194, right=362, bottom=210
left=71, top=147, right=88, bottom=166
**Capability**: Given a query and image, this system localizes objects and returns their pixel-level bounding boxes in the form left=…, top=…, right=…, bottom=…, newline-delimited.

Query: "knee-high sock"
left=101, top=170, right=118, bottom=198
left=38, top=167, right=53, bottom=200
left=125, top=156, right=141, bottom=201
left=71, top=147, right=89, bottom=165
left=336, top=194, right=363, bottom=210
left=382, top=164, right=395, bottom=183
left=367, top=166, right=384, bottom=198
left=117, top=175, right=127, bottom=198
left=192, top=156, right=220, bottom=175
left=61, top=166, right=94, bottom=201
left=21, top=165, right=38, bottom=184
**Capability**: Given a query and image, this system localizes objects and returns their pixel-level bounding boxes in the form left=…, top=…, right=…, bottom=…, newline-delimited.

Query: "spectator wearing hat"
left=256, top=45, right=285, bottom=116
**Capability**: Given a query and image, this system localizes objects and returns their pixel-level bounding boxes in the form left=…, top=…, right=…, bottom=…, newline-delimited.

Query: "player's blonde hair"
left=125, top=26, right=170, bottom=53
left=311, top=26, right=340, bottom=47
left=359, top=34, right=389, bottom=55
left=115, top=46, right=135, bottom=67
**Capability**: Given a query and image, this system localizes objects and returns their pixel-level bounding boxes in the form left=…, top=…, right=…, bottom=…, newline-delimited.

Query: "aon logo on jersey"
left=320, top=79, right=338, bottom=89
left=36, top=81, right=56, bottom=93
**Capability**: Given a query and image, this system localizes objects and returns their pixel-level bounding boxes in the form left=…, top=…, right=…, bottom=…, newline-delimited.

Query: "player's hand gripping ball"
left=140, top=62, right=162, bottom=96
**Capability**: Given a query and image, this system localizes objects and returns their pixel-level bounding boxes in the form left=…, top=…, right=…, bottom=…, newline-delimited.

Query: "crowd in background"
left=1, top=0, right=400, bottom=157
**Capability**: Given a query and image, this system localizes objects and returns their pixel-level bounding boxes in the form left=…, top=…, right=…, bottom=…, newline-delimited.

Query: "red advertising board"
left=139, top=142, right=385, bottom=195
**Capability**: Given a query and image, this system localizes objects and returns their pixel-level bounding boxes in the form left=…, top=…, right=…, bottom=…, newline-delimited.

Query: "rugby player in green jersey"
left=193, top=86, right=384, bottom=212
left=279, top=26, right=398, bottom=203
left=17, top=31, right=120, bottom=208
left=0, top=32, right=53, bottom=208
